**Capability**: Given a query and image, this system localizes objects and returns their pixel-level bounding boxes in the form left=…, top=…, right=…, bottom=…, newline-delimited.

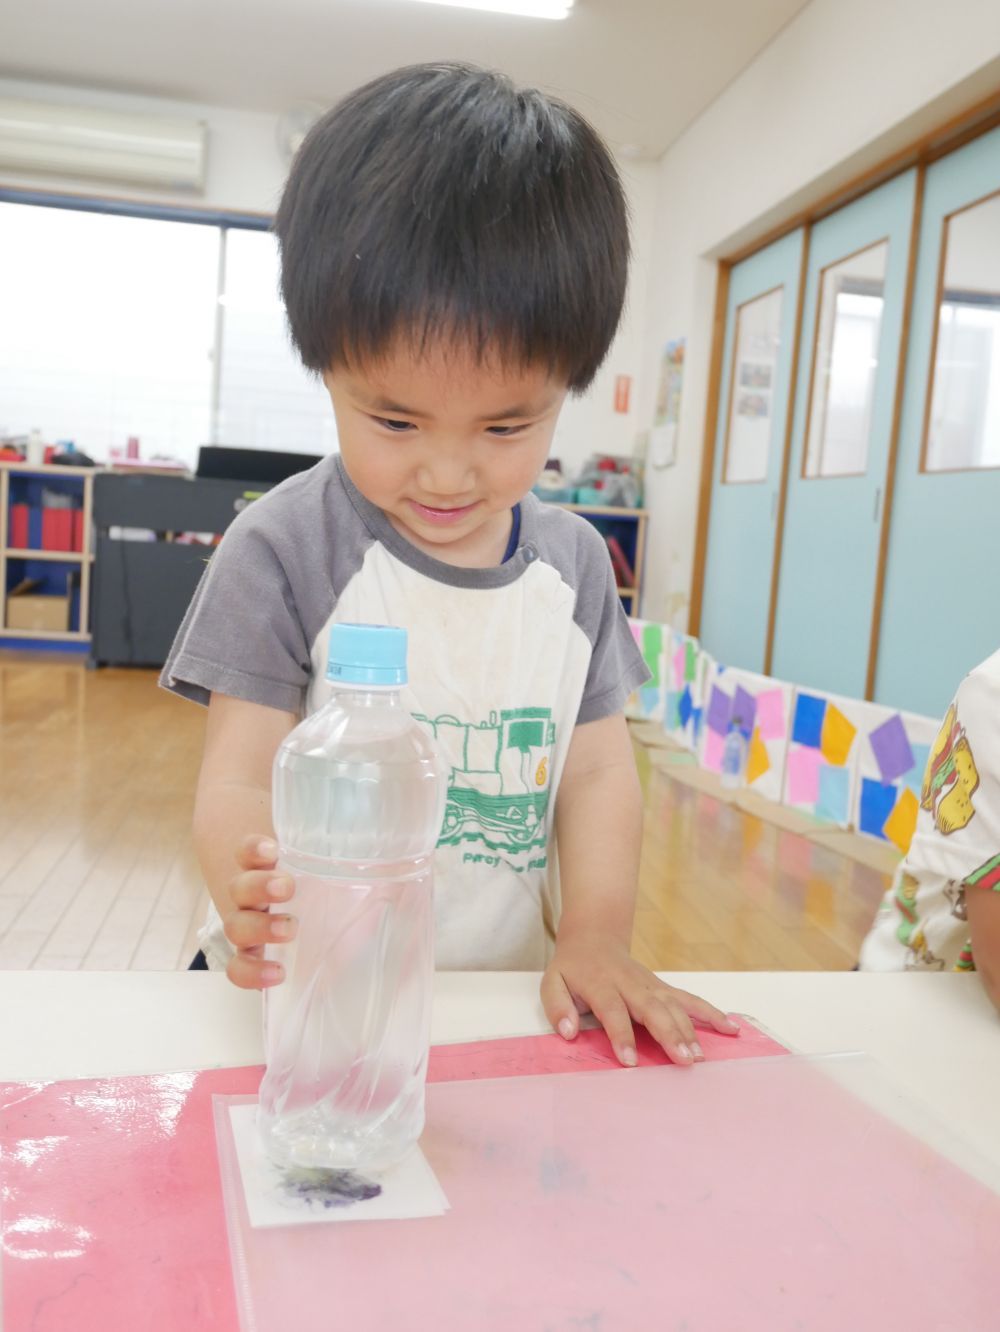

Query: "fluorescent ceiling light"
left=406, top=0, right=574, bottom=18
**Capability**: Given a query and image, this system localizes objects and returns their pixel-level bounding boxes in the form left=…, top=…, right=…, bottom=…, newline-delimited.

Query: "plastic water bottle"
left=721, top=717, right=747, bottom=789
left=257, top=623, right=447, bottom=1172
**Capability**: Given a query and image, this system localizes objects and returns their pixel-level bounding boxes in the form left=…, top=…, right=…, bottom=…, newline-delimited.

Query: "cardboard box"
left=6, top=578, right=71, bottom=633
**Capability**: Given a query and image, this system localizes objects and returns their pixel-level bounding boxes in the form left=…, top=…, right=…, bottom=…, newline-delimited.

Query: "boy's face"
left=324, top=341, right=567, bottom=566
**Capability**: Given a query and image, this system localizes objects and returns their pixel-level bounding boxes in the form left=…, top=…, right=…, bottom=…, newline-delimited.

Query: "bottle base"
left=257, top=1106, right=423, bottom=1173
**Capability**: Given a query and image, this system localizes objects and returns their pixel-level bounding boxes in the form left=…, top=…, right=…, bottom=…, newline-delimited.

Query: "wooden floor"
left=630, top=744, right=889, bottom=971
left=0, top=654, right=891, bottom=972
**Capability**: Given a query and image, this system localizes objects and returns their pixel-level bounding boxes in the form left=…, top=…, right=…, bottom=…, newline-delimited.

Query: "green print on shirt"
left=414, top=707, right=555, bottom=856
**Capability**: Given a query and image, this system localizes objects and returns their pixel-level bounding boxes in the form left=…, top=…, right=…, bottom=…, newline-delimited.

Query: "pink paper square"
left=703, top=726, right=725, bottom=772
left=673, top=645, right=687, bottom=687
left=787, top=744, right=822, bottom=806
left=756, top=688, right=787, bottom=742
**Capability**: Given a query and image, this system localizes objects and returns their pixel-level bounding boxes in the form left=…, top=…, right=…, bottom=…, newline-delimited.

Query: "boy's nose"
left=416, top=449, right=475, bottom=498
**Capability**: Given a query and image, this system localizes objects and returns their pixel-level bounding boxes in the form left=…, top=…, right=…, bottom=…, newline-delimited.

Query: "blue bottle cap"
left=326, top=623, right=408, bottom=687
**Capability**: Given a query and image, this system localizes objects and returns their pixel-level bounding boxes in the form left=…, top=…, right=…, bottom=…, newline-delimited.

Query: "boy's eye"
left=375, top=417, right=415, bottom=433
left=486, top=424, right=527, bottom=437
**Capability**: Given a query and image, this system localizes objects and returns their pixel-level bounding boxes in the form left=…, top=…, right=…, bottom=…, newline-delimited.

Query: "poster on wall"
left=698, top=663, right=793, bottom=803
left=724, top=289, right=783, bottom=484
left=649, top=338, right=685, bottom=469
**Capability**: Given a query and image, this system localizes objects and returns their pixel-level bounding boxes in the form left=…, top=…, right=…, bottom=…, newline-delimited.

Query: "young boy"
left=162, top=62, right=739, bottom=1067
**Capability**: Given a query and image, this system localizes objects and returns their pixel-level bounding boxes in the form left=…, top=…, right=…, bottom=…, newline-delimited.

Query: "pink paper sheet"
left=702, top=725, right=725, bottom=772
left=218, top=1057, right=1000, bottom=1332
left=786, top=743, right=823, bottom=805
left=755, top=687, right=788, bottom=742
left=0, top=1023, right=780, bottom=1331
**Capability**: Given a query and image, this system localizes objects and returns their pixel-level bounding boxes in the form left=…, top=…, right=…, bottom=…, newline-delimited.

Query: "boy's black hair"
left=275, top=62, right=629, bottom=392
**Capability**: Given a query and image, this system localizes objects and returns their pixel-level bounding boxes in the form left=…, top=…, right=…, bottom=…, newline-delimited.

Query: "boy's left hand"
left=541, top=933, right=740, bottom=1067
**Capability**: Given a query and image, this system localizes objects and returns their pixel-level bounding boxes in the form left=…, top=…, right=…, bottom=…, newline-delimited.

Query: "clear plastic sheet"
left=215, top=1055, right=1000, bottom=1332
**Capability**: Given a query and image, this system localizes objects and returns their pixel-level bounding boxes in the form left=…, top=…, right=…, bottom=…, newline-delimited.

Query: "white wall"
left=551, top=158, right=658, bottom=473
left=638, top=0, right=1000, bottom=629
left=0, top=75, right=655, bottom=474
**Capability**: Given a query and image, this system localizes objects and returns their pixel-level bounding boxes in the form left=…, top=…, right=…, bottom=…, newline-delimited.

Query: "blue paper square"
left=666, top=691, right=682, bottom=731
left=638, top=685, right=661, bottom=718
left=690, top=706, right=703, bottom=740
left=859, top=778, right=897, bottom=839
left=904, top=743, right=931, bottom=796
left=792, top=693, right=826, bottom=749
left=677, top=686, right=693, bottom=728
left=816, top=764, right=850, bottom=826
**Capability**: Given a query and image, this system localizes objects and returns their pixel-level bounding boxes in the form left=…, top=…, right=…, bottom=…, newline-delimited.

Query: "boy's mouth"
left=408, top=499, right=481, bottom=525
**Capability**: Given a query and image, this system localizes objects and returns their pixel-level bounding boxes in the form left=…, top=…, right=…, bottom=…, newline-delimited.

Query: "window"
left=0, top=202, right=218, bottom=465
left=804, top=240, right=888, bottom=479
left=0, top=199, right=337, bottom=470
left=216, top=229, right=337, bottom=457
left=924, top=192, right=1000, bottom=472
left=723, top=286, right=784, bottom=484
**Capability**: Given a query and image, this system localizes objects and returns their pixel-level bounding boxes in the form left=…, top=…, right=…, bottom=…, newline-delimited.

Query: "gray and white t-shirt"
left=161, top=455, right=648, bottom=971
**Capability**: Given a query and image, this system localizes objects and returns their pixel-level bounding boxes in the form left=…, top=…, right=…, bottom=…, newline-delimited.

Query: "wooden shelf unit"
left=558, top=503, right=648, bottom=615
left=0, top=461, right=98, bottom=644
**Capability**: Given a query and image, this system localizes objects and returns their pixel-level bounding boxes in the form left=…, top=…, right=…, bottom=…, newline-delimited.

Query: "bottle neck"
left=327, top=683, right=403, bottom=709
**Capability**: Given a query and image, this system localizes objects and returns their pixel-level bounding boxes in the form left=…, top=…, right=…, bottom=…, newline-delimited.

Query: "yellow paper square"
left=745, top=727, right=770, bottom=786
left=821, top=703, right=857, bottom=767
left=884, top=787, right=919, bottom=855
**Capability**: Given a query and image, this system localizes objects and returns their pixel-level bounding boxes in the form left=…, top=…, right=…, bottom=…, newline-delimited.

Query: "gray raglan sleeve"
left=159, top=513, right=312, bottom=713
left=573, top=522, right=651, bottom=725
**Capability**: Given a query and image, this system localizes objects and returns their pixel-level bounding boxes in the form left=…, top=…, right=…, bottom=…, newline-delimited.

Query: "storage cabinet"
left=560, top=504, right=648, bottom=615
left=0, top=462, right=96, bottom=644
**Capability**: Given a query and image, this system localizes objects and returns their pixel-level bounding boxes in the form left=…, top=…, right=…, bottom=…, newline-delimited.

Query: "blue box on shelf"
left=531, top=484, right=577, bottom=504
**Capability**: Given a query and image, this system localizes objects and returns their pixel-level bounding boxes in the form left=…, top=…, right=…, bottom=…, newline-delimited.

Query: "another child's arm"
left=543, top=712, right=740, bottom=1066
left=193, top=692, right=298, bottom=989
left=966, top=890, right=1000, bottom=1011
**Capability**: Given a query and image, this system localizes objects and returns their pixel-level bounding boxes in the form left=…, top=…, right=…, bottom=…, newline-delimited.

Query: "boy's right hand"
left=223, top=836, right=298, bottom=990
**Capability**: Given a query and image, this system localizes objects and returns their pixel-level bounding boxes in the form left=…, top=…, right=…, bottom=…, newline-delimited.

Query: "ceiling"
left=1, top=0, right=812, bottom=160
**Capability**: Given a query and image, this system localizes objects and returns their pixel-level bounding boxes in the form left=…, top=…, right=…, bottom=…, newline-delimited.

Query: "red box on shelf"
left=9, top=504, right=29, bottom=550
left=42, top=509, right=75, bottom=553
left=72, top=509, right=84, bottom=552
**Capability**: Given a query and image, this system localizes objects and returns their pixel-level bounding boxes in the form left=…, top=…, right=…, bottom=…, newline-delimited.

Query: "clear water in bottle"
left=257, top=624, right=447, bottom=1172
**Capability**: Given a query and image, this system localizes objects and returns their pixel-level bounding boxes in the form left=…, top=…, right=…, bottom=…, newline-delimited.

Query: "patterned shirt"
left=860, top=648, right=1000, bottom=972
left=161, top=455, right=648, bottom=972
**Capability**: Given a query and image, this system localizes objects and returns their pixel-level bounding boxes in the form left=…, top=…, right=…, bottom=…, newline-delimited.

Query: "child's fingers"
left=225, top=904, right=297, bottom=952
left=589, top=990, right=638, bottom=1067
left=674, top=990, right=741, bottom=1036
left=229, top=870, right=294, bottom=911
left=235, top=835, right=279, bottom=871
left=540, top=966, right=580, bottom=1041
left=635, top=994, right=698, bottom=1065
left=227, top=946, right=285, bottom=991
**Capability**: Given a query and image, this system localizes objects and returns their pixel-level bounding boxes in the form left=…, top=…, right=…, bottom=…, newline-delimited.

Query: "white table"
left=4, top=969, right=999, bottom=1172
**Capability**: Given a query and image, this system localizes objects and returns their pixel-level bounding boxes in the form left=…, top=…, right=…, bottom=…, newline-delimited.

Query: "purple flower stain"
left=280, top=1166, right=382, bottom=1210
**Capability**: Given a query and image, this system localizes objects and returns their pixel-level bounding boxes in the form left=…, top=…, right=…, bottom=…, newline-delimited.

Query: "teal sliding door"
left=875, top=127, right=1000, bottom=716
left=699, top=230, right=804, bottom=671
left=770, top=171, right=917, bottom=698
